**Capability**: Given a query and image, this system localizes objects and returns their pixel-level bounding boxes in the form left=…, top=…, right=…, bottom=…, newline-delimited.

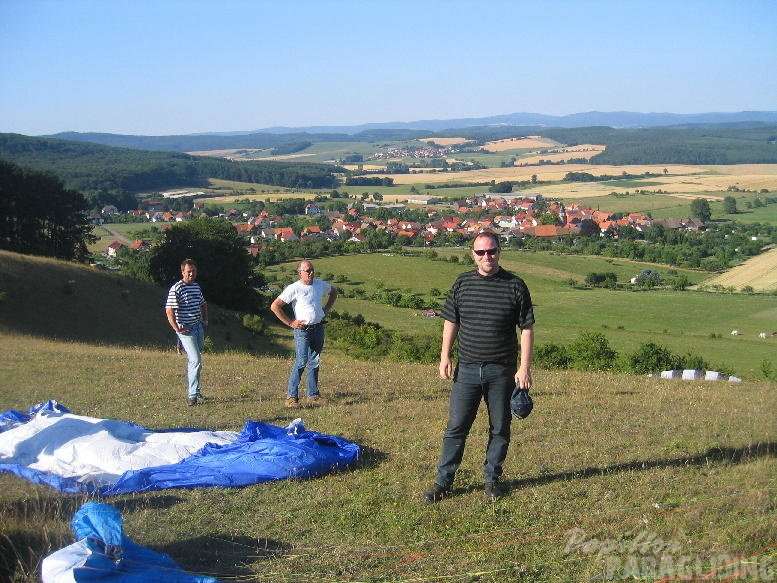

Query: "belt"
left=301, top=322, right=323, bottom=330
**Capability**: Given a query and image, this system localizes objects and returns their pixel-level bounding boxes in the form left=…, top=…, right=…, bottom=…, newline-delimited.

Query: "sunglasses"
left=473, top=248, right=499, bottom=256
left=298, top=268, right=314, bottom=273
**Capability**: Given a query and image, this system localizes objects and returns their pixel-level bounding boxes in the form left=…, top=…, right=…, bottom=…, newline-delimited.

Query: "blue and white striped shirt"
left=165, top=281, right=206, bottom=327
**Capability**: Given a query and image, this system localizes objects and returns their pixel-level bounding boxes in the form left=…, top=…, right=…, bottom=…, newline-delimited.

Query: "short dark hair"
left=181, top=258, right=198, bottom=269
left=473, top=231, right=500, bottom=249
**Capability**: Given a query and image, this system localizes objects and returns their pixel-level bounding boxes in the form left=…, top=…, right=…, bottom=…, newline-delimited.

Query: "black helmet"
left=510, top=385, right=533, bottom=419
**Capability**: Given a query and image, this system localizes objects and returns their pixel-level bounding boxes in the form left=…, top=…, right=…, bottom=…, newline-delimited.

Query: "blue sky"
left=1, top=0, right=776, bottom=136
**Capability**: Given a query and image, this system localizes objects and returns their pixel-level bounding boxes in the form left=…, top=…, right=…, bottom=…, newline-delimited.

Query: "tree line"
left=0, top=134, right=342, bottom=209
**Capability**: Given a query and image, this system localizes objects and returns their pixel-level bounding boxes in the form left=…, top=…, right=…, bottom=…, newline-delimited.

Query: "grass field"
left=266, top=251, right=777, bottom=379
left=0, top=250, right=775, bottom=581
left=1, top=335, right=774, bottom=582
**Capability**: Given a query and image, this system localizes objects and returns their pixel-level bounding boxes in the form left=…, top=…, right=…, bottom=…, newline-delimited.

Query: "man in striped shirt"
left=424, top=232, right=535, bottom=502
left=165, top=259, right=209, bottom=406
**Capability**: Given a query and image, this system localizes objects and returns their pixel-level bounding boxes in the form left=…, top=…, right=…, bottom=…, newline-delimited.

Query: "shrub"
left=568, top=331, right=618, bottom=371
left=387, top=332, right=439, bottom=364
left=634, top=269, right=663, bottom=287
left=627, top=342, right=681, bottom=374
left=677, top=352, right=709, bottom=371
left=534, top=343, right=571, bottom=369
left=585, top=272, right=617, bottom=288
left=760, top=359, right=775, bottom=381
left=242, top=314, right=265, bottom=335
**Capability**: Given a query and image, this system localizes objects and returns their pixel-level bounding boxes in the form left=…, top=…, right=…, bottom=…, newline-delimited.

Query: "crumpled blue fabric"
left=42, top=501, right=217, bottom=582
left=0, top=401, right=361, bottom=495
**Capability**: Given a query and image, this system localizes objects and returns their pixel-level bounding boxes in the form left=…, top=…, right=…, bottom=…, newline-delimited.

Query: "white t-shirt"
left=278, top=279, right=332, bottom=325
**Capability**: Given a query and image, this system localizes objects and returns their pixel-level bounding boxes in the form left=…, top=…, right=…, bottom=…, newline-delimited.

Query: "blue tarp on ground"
left=0, top=400, right=361, bottom=495
left=41, top=501, right=218, bottom=582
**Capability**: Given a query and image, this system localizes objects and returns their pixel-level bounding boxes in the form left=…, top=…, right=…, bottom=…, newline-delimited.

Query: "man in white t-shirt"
left=270, top=260, right=338, bottom=408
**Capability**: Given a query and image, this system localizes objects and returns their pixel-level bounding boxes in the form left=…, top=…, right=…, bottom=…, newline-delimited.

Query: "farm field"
left=193, top=163, right=777, bottom=215
left=701, top=246, right=777, bottom=292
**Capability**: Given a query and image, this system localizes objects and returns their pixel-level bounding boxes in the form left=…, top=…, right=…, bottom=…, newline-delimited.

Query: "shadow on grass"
left=161, top=534, right=290, bottom=579
left=503, top=441, right=776, bottom=492
left=352, top=445, right=390, bottom=471
left=111, top=495, right=186, bottom=513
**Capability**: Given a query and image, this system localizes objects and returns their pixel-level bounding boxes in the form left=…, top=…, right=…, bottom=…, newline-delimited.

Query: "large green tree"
left=0, top=159, right=96, bottom=260
left=690, top=198, right=712, bottom=222
left=147, top=217, right=263, bottom=311
left=723, top=196, right=738, bottom=214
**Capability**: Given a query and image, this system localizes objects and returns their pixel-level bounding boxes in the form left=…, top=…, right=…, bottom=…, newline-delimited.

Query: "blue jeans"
left=176, top=322, right=204, bottom=398
left=287, top=325, right=325, bottom=398
left=435, top=362, right=515, bottom=488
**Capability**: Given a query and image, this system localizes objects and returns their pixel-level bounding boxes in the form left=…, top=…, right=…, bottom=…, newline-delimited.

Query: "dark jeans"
left=435, top=362, right=515, bottom=488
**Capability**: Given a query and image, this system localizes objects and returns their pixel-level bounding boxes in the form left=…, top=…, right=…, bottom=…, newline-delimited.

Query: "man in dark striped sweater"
left=424, top=232, right=535, bottom=502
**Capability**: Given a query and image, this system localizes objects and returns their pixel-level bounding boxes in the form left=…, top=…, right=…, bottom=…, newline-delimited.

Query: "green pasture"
left=266, top=252, right=776, bottom=379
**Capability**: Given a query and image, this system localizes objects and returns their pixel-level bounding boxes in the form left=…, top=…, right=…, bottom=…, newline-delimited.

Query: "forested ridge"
left=40, top=123, right=777, bottom=166
left=0, top=133, right=342, bottom=197
left=2, top=124, right=776, bottom=209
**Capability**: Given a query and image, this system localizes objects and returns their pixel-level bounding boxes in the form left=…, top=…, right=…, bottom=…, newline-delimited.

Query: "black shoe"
left=485, top=481, right=506, bottom=501
left=422, top=483, right=451, bottom=503
left=187, top=395, right=208, bottom=406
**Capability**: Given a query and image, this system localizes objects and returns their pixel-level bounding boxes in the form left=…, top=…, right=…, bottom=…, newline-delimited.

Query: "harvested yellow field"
left=391, top=163, right=691, bottom=185
left=419, top=137, right=469, bottom=146
left=699, top=246, right=777, bottom=292
left=265, top=153, right=318, bottom=160
left=518, top=144, right=606, bottom=165
left=343, top=164, right=386, bottom=172
left=188, top=148, right=264, bottom=157
left=387, top=163, right=777, bottom=201
left=480, top=136, right=558, bottom=152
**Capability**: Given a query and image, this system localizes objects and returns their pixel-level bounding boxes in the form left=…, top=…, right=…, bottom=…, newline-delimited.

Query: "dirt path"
left=102, top=225, right=132, bottom=245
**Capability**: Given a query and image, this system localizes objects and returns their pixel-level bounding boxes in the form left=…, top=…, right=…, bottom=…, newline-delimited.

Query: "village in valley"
left=99, top=192, right=706, bottom=259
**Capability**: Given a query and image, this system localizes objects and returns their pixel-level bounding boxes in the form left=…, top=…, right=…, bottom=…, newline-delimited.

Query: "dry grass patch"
left=187, top=148, right=264, bottom=157
left=419, top=137, right=469, bottom=146
left=700, top=246, right=777, bottom=292
left=381, top=163, right=777, bottom=201
left=518, top=144, right=606, bottom=165
left=386, top=163, right=678, bottom=185
left=480, top=136, right=559, bottom=152
left=342, top=164, right=386, bottom=172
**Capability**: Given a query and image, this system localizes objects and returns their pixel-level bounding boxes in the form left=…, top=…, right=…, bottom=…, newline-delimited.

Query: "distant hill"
left=253, top=110, right=777, bottom=135
left=3, top=117, right=777, bottom=198
left=43, top=110, right=777, bottom=146
left=0, top=133, right=342, bottom=197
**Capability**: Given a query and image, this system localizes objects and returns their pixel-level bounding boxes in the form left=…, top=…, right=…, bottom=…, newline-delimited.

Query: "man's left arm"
left=200, top=301, right=208, bottom=326
left=323, top=286, right=338, bottom=315
left=515, top=325, right=534, bottom=389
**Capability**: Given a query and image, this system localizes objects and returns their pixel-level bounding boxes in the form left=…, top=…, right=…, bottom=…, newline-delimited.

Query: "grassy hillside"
left=0, top=249, right=276, bottom=353
left=2, top=249, right=776, bottom=379
left=1, top=333, right=774, bottom=582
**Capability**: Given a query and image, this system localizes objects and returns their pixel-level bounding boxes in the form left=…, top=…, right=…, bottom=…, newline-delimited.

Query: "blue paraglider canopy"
left=41, top=501, right=218, bottom=582
left=0, top=400, right=360, bottom=495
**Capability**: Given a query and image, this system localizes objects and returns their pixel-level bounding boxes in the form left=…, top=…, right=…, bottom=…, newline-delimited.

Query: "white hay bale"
left=704, top=371, right=726, bottom=381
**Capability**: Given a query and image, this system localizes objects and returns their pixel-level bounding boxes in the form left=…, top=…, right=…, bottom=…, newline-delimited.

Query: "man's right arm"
left=439, top=319, right=459, bottom=380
